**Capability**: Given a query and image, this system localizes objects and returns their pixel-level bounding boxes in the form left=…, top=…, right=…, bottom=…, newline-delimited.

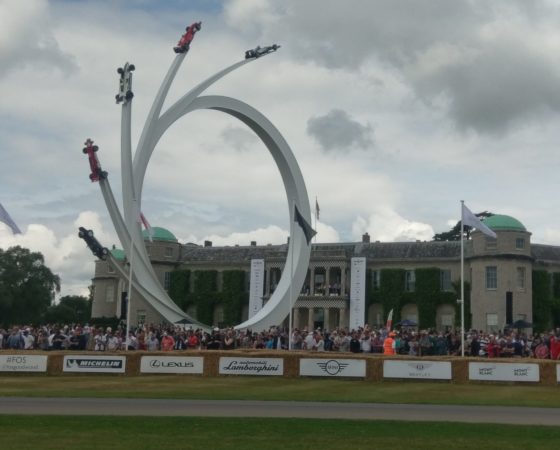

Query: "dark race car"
left=116, top=62, right=135, bottom=104
left=245, top=44, right=281, bottom=59
left=82, top=139, right=108, bottom=182
left=174, top=21, right=202, bottom=53
left=78, top=226, right=109, bottom=260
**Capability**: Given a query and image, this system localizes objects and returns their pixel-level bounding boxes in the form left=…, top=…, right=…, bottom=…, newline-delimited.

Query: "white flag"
left=462, top=204, right=496, bottom=239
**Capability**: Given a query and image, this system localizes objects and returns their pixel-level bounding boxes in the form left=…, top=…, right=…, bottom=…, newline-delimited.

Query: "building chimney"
left=204, top=240, right=212, bottom=247
left=362, top=232, right=370, bottom=243
left=250, top=241, right=257, bottom=246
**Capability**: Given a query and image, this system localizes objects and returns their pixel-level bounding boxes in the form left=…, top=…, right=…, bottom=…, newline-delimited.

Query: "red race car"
left=174, top=21, right=202, bottom=53
left=82, top=139, right=107, bottom=182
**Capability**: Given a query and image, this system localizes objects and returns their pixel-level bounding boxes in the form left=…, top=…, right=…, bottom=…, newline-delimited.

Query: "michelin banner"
left=349, top=257, right=366, bottom=330
left=63, top=355, right=126, bottom=373
left=383, top=360, right=452, bottom=380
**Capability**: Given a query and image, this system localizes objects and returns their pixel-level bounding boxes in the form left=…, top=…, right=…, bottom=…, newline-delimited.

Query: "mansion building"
left=91, top=214, right=560, bottom=332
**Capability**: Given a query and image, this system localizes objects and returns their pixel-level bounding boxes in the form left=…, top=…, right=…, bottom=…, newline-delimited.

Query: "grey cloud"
left=307, top=109, right=373, bottom=152
left=264, top=0, right=560, bottom=134
left=221, top=126, right=258, bottom=151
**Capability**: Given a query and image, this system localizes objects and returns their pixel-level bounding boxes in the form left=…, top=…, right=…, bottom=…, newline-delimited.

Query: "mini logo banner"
left=63, top=355, right=126, bottom=373
left=0, top=355, right=47, bottom=372
left=219, top=357, right=283, bottom=376
left=469, top=362, right=540, bottom=382
left=300, top=359, right=366, bottom=377
left=140, top=356, right=203, bottom=374
left=383, top=360, right=452, bottom=380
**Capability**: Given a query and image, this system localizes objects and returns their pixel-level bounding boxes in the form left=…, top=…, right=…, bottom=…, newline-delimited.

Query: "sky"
left=2, top=0, right=560, bottom=298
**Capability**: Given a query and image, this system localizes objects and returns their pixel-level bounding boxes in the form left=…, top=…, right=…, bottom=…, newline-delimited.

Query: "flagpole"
left=460, top=200, right=465, bottom=357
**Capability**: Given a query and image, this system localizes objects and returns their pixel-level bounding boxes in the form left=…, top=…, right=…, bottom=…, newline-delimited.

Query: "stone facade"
left=91, top=216, right=560, bottom=331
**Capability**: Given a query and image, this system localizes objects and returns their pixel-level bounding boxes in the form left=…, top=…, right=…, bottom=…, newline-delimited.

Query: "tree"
left=0, top=246, right=60, bottom=326
left=432, top=211, right=494, bottom=241
left=45, top=295, right=92, bottom=324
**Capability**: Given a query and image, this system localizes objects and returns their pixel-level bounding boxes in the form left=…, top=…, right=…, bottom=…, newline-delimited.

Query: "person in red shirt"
left=161, top=332, right=175, bottom=351
left=550, top=332, right=560, bottom=360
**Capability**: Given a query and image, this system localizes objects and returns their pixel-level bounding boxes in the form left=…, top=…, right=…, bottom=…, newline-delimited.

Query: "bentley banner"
left=349, top=257, right=366, bottom=330
left=300, top=358, right=366, bottom=377
left=383, top=360, right=452, bottom=380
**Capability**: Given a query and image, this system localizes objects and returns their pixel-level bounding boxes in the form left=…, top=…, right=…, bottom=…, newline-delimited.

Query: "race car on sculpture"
left=116, top=62, right=135, bottom=104
left=174, top=21, right=202, bottom=53
left=245, top=44, right=281, bottom=59
left=78, top=226, right=109, bottom=260
left=82, top=139, right=107, bottom=182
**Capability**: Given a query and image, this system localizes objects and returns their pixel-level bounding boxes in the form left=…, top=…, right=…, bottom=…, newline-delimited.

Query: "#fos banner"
left=383, top=360, right=452, bottom=380
left=469, top=362, right=540, bottom=382
left=349, top=257, right=366, bottom=330
left=0, top=355, right=47, bottom=372
left=248, top=259, right=265, bottom=318
left=140, top=356, right=203, bottom=374
left=300, top=358, right=366, bottom=377
left=219, top=357, right=283, bottom=376
left=63, top=355, right=126, bottom=373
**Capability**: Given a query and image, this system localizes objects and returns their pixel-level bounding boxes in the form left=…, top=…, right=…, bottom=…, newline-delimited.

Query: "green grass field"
left=1, top=375, right=559, bottom=407
left=2, top=376, right=559, bottom=449
left=1, top=416, right=559, bottom=450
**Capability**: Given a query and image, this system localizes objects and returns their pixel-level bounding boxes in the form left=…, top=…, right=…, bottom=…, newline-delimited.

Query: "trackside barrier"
left=0, top=351, right=558, bottom=385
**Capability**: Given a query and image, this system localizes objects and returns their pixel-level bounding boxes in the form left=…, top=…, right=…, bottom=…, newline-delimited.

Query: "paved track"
left=1, top=397, right=559, bottom=425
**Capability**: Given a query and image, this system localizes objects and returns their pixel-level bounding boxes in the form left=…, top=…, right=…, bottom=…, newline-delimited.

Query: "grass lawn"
left=0, top=416, right=559, bottom=450
left=0, top=375, right=559, bottom=408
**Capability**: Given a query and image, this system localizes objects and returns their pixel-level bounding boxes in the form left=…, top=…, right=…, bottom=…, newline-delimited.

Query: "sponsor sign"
left=556, top=364, right=560, bottom=383
left=248, top=259, right=265, bottom=318
left=140, top=356, right=203, bottom=374
left=300, top=358, right=366, bottom=377
left=383, top=360, right=452, bottom=380
left=349, top=257, right=366, bottom=330
left=0, top=355, right=47, bottom=372
left=219, top=357, right=283, bottom=376
left=63, top=355, right=126, bottom=373
left=469, top=362, right=540, bottom=382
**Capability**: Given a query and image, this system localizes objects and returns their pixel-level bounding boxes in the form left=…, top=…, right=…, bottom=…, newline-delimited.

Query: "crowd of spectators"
left=1, top=323, right=559, bottom=359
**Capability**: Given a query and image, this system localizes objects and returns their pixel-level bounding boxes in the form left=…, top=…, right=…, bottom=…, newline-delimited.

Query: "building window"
left=485, top=237, right=497, bottom=250
left=164, top=272, right=171, bottom=291
left=486, top=266, right=497, bottom=290
left=106, top=285, right=115, bottom=303
left=371, top=270, right=380, bottom=290
left=516, top=267, right=525, bottom=290
left=107, top=264, right=115, bottom=274
left=440, top=270, right=452, bottom=291
left=486, top=313, right=498, bottom=331
left=137, top=310, right=146, bottom=325
left=441, top=314, right=453, bottom=327
left=164, top=247, right=173, bottom=258
left=516, top=238, right=525, bottom=250
left=405, top=270, right=415, bottom=292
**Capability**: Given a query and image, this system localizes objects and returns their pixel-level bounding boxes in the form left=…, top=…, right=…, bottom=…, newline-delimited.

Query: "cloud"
left=352, top=208, right=434, bottom=242
left=306, top=109, right=373, bottom=152
left=0, top=0, right=77, bottom=77
left=220, top=126, right=258, bottom=151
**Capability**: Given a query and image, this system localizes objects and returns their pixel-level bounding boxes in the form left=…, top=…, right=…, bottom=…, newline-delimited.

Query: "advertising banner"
left=248, top=259, right=265, bottom=318
left=0, top=355, right=47, bottom=372
left=300, top=358, right=366, bottom=377
left=557, top=364, right=560, bottom=383
left=63, top=355, right=126, bottom=373
left=140, top=356, right=203, bottom=374
left=219, top=357, right=283, bottom=376
left=468, top=362, right=540, bottom=382
left=383, top=360, right=452, bottom=380
left=349, top=257, right=366, bottom=330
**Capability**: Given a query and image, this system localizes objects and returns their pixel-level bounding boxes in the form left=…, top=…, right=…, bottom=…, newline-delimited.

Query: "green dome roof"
left=110, top=248, right=126, bottom=261
left=482, top=214, right=526, bottom=232
left=142, top=226, right=178, bottom=242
